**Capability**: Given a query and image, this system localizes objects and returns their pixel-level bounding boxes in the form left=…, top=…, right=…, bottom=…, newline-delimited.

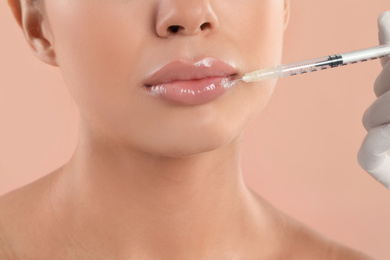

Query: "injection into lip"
left=240, top=44, right=390, bottom=83
left=221, top=77, right=240, bottom=89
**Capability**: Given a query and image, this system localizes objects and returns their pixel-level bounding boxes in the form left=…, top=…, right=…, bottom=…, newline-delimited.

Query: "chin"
left=140, top=127, right=240, bottom=158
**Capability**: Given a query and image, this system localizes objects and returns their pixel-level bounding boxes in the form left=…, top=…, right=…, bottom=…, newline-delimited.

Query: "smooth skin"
left=1, top=0, right=373, bottom=259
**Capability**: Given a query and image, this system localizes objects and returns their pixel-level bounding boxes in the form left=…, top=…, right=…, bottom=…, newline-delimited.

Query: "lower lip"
left=146, top=76, right=235, bottom=105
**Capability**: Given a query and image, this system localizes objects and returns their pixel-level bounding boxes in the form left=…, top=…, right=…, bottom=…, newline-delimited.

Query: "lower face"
left=45, top=0, right=285, bottom=157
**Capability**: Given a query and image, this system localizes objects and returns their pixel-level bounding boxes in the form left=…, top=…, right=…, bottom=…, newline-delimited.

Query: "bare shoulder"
left=279, top=211, right=375, bottom=260
left=0, top=169, right=63, bottom=259
left=0, top=206, right=16, bottom=260
left=326, top=241, right=376, bottom=260
left=0, top=186, right=33, bottom=259
left=0, top=224, right=14, bottom=259
left=247, top=191, right=375, bottom=260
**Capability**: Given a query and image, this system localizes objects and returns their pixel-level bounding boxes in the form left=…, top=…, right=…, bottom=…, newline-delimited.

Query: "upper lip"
left=145, top=58, right=238, bottom=86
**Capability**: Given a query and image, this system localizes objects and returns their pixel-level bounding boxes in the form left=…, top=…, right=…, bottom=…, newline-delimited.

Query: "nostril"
left=200, top=22, right=211, bottom=31
left=168, top=25, right=182, bottom=33
left=167, top=23, right=211, bottom=35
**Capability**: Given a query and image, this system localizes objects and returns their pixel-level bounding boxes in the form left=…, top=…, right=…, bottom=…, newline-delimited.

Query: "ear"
left=8, top=0, right=23, bottom=28
left=283, top=0, right=290, bottom=31
left=8, top=0, right=58, bottom=66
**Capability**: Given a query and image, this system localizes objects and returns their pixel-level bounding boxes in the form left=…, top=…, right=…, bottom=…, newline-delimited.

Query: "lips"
left=144, top=58, right=238, bottom=105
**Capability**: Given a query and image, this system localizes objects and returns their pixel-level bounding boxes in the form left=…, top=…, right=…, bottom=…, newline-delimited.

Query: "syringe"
left=241, top=44, right=390, bottom=83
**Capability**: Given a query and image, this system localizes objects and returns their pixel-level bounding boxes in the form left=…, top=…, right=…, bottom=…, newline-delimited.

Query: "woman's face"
left=44, top=0, right=287, bottom=157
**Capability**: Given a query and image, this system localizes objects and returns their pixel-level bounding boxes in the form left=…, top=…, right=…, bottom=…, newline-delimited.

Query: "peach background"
left=1, top=0, right=390, bottom=259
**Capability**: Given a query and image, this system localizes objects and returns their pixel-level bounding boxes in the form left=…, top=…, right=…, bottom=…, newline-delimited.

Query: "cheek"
left=46, top=1, right=152, bottom=111
left=213, top=0, right=285, bottom=80
left=220, top=0, right=284, bottom=115
left=235, top=1, right=285, bottom=70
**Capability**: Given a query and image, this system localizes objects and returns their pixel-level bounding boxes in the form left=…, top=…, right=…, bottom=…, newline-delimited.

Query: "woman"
left=0, top=0, right=384, bottom=259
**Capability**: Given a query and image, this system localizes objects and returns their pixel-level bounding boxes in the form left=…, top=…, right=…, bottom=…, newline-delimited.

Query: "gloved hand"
left=357, top=11, right=390, bottom=189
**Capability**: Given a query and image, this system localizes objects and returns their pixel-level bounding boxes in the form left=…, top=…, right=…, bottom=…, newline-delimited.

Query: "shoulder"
left=246, top=190, right=375, bottom=260
left=252, top=193, right=373, bottom=259
left=325, top=242, right=376, bottom=260
left=0, top=226, right=13, bottom=259
left=0, top=189, right=24, bottom=259
left=0, top=170, right=63, bottom=259
left=279, top=212, right=375, bottom=260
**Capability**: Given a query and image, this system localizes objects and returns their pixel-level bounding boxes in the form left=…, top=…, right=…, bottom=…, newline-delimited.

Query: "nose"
left=155, top=0, right=219, bottom=37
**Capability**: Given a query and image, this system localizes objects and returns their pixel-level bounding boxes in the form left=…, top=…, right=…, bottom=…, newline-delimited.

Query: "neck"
left=54, top=119, right=260, bottom=258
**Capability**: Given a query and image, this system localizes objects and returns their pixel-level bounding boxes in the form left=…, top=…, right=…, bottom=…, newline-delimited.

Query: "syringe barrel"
left=242, top=56, right=341, bottom=82
left=341, top=44, right=390, bottom=63
left=242, top=67, right=281, bottom=82
left=278, top=45, right=390, bottom=78
left=277, top=55, right=343, bottom=78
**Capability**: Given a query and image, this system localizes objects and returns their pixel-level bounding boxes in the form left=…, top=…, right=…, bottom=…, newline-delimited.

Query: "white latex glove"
left=357, top=11, right=390, bottom=189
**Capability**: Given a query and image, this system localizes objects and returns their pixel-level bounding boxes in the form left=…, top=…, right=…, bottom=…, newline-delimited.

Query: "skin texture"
left=1, top=0, right=374, bottom=259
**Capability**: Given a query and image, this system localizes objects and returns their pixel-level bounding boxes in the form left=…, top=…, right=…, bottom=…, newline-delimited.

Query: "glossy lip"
left=144, top=58, right=238, bottom=105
